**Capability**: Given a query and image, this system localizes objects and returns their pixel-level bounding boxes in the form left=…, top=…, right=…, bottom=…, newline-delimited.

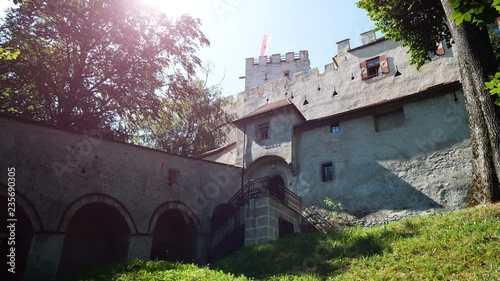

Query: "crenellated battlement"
left=235, top=61, right=345, bottom=105
left=245, top=50, right=309, bottom=67
left=232, top=31, right=459, bottom=122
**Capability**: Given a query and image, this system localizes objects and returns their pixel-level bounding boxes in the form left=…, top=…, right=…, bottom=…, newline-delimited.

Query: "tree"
left=135, top=74, right=234, bottom=156
left=0, top=0, right=209, bottom=140
left=357, top=0, right=500, bottom=204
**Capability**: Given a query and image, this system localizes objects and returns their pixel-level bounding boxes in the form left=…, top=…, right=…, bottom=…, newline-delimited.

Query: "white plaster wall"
left=295, top=91, right=471, bottom=215
left=231, top=38, right=460, bottom=122
left=202, top=144, right=238, bottom=166
left=234, top=108, right=304, bottom=168
left=244, top=51, right=310, bottom=93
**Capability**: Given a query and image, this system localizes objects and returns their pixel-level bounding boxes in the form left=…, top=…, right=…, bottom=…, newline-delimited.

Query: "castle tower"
left=244, top=50, right=310, bottom=92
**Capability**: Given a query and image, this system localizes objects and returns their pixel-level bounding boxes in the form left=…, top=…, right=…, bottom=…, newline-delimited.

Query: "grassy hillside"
left=76, top=203, right=500, bottom=281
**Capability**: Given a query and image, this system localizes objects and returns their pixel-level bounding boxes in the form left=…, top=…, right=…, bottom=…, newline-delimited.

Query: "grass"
left=76, top=203, right=500, bottom=281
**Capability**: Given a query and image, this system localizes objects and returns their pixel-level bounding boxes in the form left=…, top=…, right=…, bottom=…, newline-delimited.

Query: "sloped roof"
left=197, top=142, right=236, bottom=158
left=233, top=98, right=305, bottom=125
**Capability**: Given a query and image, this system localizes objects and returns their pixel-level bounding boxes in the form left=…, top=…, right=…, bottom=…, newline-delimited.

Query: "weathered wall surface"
left=0, top=117, right=242, bottom=234
left=201, top=143, right=238, bottom=166
left=234, top=107, right=304, bottom=168
left=244, top=50, right=310, bottom=93
left=295, top=91, right=471, bottom=217
left=232, top=38, right=459, bottom=121
left=0, top=116, right=243, bottom=279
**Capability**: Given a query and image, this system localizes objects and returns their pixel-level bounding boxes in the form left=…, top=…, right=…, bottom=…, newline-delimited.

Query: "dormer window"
left=256, top=121, right=270, bottom=141
left=360, top=55, right=389, bottom=80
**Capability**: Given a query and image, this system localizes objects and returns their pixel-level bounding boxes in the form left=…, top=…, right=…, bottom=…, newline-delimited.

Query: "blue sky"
left=0, top=0, right=377, bottom=96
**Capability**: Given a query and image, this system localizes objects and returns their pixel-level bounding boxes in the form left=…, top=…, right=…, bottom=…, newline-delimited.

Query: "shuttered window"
left=360, top=55, right=389, bottom=80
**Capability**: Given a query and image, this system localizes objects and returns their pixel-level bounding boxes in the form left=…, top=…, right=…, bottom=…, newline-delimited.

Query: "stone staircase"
left=210, top=209, right=243, bottom=253
left=302, top=206, right=334, bottom=233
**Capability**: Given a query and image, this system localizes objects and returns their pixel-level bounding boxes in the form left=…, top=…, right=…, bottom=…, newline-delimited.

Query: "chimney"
left=336, top=39, right=350, bottom=56
left=360, top=30, right=377, bottom=45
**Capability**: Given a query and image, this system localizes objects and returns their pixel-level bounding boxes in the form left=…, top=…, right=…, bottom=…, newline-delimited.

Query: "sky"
left=0, top=0, right=377, bottom=97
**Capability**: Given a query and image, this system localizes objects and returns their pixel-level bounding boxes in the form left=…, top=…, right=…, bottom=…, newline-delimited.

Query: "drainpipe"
left=241, top=121, right=246, bottom=189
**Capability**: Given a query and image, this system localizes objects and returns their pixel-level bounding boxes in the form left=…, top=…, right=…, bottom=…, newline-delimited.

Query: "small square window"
left=330, top=122, right=340, bottom=133
left=256, top=121, right=270, bottom=141
left=322, top=162, right=333, bottom=182
left=283, top=71, right=290, bottom=79
left=367, top=57, right=381, bottom=77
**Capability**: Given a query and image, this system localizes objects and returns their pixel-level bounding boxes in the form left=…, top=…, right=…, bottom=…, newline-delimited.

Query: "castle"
left=202, top=31, right=470, bottom=216
left=0, top=31, right=472, bottom=280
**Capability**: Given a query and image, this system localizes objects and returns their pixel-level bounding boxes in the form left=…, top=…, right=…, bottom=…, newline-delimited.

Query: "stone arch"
left=0, top=186, right=42, bottom=232
left=58, top=193, right=137, bottom=234
left=148, top=201, right=201, bottom=262
left=210, top=203, right=236, bottom=235
left=245, top=155, right=294, bottom=188
left=148, top=201, right=201, bottom=234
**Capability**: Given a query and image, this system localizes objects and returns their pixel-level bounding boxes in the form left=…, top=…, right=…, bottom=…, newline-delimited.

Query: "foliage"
left=0, top=0, right=209, bottom=140
left=449, top=0, right=499, bottom=25
left=486, top=72, right=500, bottom=105
left=73, top=259, right=249, bottom=281
left=0, top=47, right=19, bottom=60
left=212, top=203, right=500, bottom=280
left=356, top=0, right=451, bottom=69
left=135, top=75, right=234, bottom=156
left=323, top=198, right=354, bottom=224
left=74, top=204, right=500, bottom=280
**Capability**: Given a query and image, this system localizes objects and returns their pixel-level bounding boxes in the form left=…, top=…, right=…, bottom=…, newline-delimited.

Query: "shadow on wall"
left=340, top=162, right=443, bottom=217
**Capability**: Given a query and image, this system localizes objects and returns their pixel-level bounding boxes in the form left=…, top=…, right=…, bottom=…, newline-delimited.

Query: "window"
left=256, top=121, right=270, bottom=140
left=330, top=122, right=340, bottom=133
left=428, top=51, right=437, bottom=60
left=367, top=57, right=381, bottom=77
left=429, top=42, right=445, bottom=60
left=360, top=55, right=389, bottom=80
left=374, top=108, right=405, bottom=132
left=283, top=70, right=290, bottom=79
left=322, top=162, right=334, bottom=182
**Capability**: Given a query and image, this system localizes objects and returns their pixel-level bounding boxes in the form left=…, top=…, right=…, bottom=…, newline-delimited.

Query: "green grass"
left=73, top=259, right=248, bottom=281
left=77, top=203, right=500, bottom=281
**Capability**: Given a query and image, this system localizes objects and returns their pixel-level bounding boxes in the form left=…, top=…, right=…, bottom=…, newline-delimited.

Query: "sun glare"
left=139, top=0, right=205, bottom=18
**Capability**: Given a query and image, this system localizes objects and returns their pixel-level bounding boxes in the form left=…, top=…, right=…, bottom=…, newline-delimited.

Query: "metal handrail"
left=228, top=176, right=301, bottom=213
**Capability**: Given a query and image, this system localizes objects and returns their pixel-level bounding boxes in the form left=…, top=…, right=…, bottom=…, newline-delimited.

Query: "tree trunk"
left=441, top=0, right=500, bottom=204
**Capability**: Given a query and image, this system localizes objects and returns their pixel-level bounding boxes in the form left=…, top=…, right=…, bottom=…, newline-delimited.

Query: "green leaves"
left=449, top=0, right=498, bottom=26
left=0, top=0, right=209, bottom=140
left=0, top=47, right=20, bottom=60
left=485, top=72, right=500, bottom=106
left=357, top=0, right=451, bottom=69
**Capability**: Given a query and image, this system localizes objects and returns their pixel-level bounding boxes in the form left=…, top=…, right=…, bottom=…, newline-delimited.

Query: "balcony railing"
left=228, top=176, right=301, bottom=213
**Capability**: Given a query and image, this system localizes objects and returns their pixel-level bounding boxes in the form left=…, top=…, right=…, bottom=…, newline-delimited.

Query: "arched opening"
left=150, top=209, right=197, bottom=262
left=210, top=204, right=236, bottom=233
left=269, top=175, right=286, bottom=202
left=209, top=204, right=244, bottom=261
left=57, top=203, right=131, bottom=280
left=0, top=196, right=33, bottom=281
